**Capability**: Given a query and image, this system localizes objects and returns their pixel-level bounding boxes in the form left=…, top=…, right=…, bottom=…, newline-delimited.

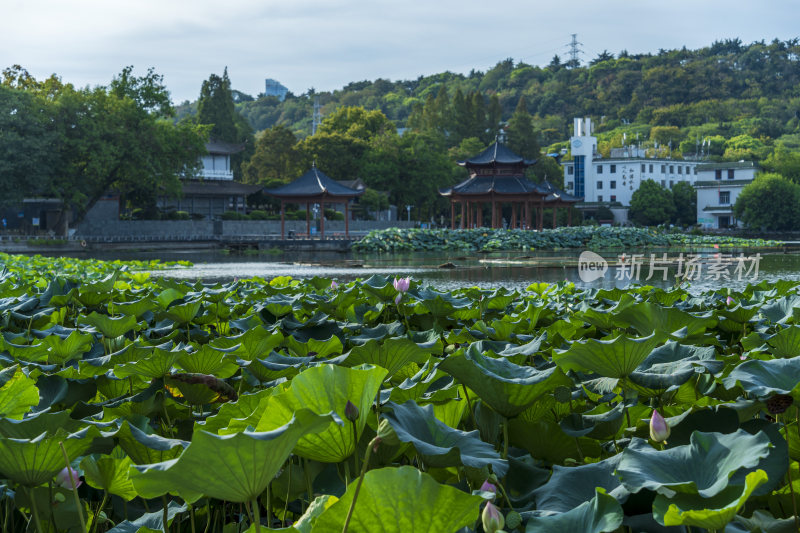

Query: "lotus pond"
left=1, top=253, right=800, bottom=532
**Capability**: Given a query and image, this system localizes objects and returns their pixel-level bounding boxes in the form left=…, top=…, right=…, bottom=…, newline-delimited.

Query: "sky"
left=2, top=0, right=798, bottom=104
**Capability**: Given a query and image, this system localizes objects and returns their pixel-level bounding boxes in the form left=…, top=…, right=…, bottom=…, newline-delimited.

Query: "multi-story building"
left=562, top=117, right=701, bottom=224
left=695, top=162, right=758, bottom=229
left=264, top=79, right=289, bottom=101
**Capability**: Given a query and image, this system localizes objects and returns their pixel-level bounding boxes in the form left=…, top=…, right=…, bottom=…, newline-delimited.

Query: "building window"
left=649, top=164, right=654, bottom=173
left=677, top=166, right=682, bottom=174
left=661, top=165, right=666, bottom=173
left=597, top=181, right=603, bottom=189
left=669, top=165, right=674, bottom=173
left=610, top=180, right=616, bottom=189
left=598, top=195, right=603, bottom=202
left=641, top=164, right=645, bottom=172
left=669, top=180, right=674, bottom=188
left=715, top=169, right=722, bottom=180
left=610, top=195, right=616, bottom=202
left=661, top=180, right=666, bottom=187
left=694, top=167, right=698, bottom=175
left=597, top=165, right=603, bottom=174
left=568, top=166, right=574, bottom=175
left=728, top=169, right=735, bottom=179
left=686, top=166, right=691, bottom=175
left=610, top=164, right=617, bottom=173
left=567, top=182, right=573, bottom=189
left=719, top=191, right=730, bottom=204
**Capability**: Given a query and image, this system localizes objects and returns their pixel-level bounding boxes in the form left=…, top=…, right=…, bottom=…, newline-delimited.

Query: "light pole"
left=406, top=205, right=413, bottom=222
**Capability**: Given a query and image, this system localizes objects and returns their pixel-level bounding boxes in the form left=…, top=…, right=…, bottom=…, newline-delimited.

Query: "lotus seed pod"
left=505, top=510, right=522, bottom=529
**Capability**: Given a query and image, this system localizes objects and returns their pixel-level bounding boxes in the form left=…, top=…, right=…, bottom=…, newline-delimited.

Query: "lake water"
left=81, top=246, right=800, bottom=294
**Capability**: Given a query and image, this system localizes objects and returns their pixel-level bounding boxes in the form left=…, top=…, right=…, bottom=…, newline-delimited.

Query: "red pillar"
left=491, top=200, right=497, bottom=229
left=320, top=201, right=325, bottom=238
left=552, top=206, right=557, bottom=228
left=511, top=203, right=517, bottom=229
left=306, top=202, right=310, bottom=236
left=451, top=200, right=455, bottom=230
left=568, top=207, right=572, bottom=227
left=345, top=201, right=349, bottom=237
left=460, top=201, right=465, bottom=229
left=538, top=198, right=544, bottom=231
left=280, top=200, right=285, bottom=239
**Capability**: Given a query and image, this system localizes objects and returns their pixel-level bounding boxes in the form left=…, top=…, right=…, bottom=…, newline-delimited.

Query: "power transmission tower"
left=311, top=95, right=322, bottom=135
left=566, top=34, right=583, bottom=68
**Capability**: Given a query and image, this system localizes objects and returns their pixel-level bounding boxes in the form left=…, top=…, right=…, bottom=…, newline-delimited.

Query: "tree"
left=629, top=179, right=675, bottom=226
left=590, top=50, right=615, bottom=66
left=316, top=106, right=395, bottom=141
left=242, top=124, right=301, bottom=185
left=734, top=172, right=800, bottom=230
left=506, top=96, right=540, bottom=160
left=671, top=182, right=696, bottom=226
left=296, top=132, right=367, bottom=181
left=761, top=142, right=800, bottom=182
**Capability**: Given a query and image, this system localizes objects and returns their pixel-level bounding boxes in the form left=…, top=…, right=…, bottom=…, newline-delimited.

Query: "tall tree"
left=734, top=172, right=800, bottom=230
left=242, top=124, right=301, bottom=185
left=671, top=182, right=697, bottom=226
left=506, top=96, right=540, bottom=160
left=629, top=179, right=675, bottom=226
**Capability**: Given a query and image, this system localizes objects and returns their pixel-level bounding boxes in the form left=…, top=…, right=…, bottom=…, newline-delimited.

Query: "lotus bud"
left=481, top=501, right=505, bottom=533
left=649, top=409, right=670, bottom=444
left=376, top=418, right=401, bottom=447
left=344, top=400, right=359, bottom=422
left=726, top=296, right=734, bottom=306
left=480, top=480, right=497, bottom=498
left=394, top=293, right=402, bottom=305
left=331, top=280, right=339, bottom=290
left=55, top=466, right=82, bottom=489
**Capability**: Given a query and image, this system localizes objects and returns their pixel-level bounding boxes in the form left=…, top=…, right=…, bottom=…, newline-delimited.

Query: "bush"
left=221, top=211, right=248, bottom=220
left=734, top=172, right=800, bottom=231
left=248, top=210, right=269, bottom=220
left=324, top=208, right=345, bottom=221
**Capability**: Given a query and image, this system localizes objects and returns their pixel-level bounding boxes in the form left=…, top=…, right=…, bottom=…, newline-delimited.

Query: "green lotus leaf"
left=41, top=330, right=95, bottom=365
left=559, top=402, right=625, bottom=439
left=130, top=409, right=335, bottom=502
left=765, top=325, right=800, bottom=358
left=532, top=455, right=628, bottom=513
left=311, top=466, right=482, bottom=533
left=722, top=356, right=800, bottom=400
left=348, top=322, right=405, bottom=344
left=509, top=418, right=601, bottom=465
left=553, top=333, right=659, bottom=380
left=359, top=275, right=398, bottom=302
left=761, top=294, right=800, bottom=324
left=113, top=421, right=188, bottom=465
left=523, top=488, right=624, bottom=533
left=617, top=430, right=772, bottom=498
left=0, top=367, right=39, bottom=419
left=113, top=347, right=180, bottom=379
left=105, top=501, right=186, bottom=533
left=244, top=352, right=307, bottom=382
left=81, top=454, right=138, bottom=500
left=728, top=510, right=798, bottom=533
left=615, top=301, right=717, bottom=340
left=383, top=400, right=507, bottom=476
left=439, top=344, right=571, bottom=418
left=1, top=339, right=49, bottom=362
left=198, top=388, right=274, bottom=434
left=254, top=365, right=385, bottom=462
left=111, top=297, right=157, bottom=319
left=176, top=345, right=239, bottom=378
left=78, top=311, right=138, bottom=338
left=0, top=426, right=100, bottom=486
left=218, top=327, right=283, bottom=359
left=161, top=299, right=202, bottom=324
left=285, top=334, right=343, bottom=358
left=341, top=337, right=430, bottom=379
left=628, top=341, right=722, bottom=392
left=653, top=469, right=767, bottom=529
left=429, top=397, right=467, bottom=429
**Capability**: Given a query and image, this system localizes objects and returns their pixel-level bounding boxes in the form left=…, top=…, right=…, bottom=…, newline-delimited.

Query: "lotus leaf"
left=78, top=312, right=138, bottom=339
left=81, top=454, right=138, bottom=500
left=532, top=455, right=629, bottom=513
left=554, top=333, right=660, bottom=380
left=342, top=337, right=430, bottom=379
left=523, top=488, right=624, bottom=533
left=311, top=466, right=482, bottom=533
left=722, top=356, right=800, bottom=400
left=0, top=367, right=39, bottom=419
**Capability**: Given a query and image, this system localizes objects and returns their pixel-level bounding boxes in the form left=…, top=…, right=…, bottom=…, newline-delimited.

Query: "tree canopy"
left=734, top=172, right=800, bottom=231
left=629, top=179, right=676, bottom=226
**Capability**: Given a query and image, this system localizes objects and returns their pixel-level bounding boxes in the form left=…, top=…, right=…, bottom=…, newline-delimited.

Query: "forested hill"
left=177, top=38, right=800, bottom=146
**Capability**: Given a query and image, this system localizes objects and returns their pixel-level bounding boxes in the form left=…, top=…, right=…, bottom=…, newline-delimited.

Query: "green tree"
left=629, top=179, right=676, bottom=226
left=317, top=106, right=395, bottom=141
left=734, top=172, right=800, bottom=230
left=671, top=181, right=697, bottom=225
left=760, top=143, right=800, bottom=182
left=506, top=96, right=540, bottom=160
left=242, top=124, right=301, bottom=185
left=296, top=132, right=367, bottom=181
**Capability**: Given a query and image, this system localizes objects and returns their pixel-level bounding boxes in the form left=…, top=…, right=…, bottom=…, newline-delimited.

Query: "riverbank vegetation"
left=352, top=227, right=783, bottom=252
left=0, top=254, right=798, bottom=531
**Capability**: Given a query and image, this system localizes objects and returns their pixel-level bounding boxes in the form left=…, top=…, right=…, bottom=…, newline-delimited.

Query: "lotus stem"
left=282, top=461, right=292, bottom=521
left=304, top=457, right=315, bottom=508
left=24, top=487, right=44, bottom=533
left=188, top=504, right=196, bottom=533
left=782, top=415, right=800, bottom=531
left=502, top=419, right=509, bottom=460
left=350, top=420, right=360, bottom=474
left=89, top=491, right=108, bottom=533
left=162, top=495, right=169, bottom=533
left=265, top=482, right=272, bottom=528
left=342, top=437, right=378, bottom=533
left=59, top=441, right=87, bottom=533
left=252, top=498, right=261, bottom=533
left=462, top=385, right=477, bottom=429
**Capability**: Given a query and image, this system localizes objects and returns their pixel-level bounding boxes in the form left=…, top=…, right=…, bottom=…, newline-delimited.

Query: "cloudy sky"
left=2, top=0, right=797, bottom=104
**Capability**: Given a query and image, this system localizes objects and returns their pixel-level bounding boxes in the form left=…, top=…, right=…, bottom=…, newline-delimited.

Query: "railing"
left=199, top=169, right=234, bottom=180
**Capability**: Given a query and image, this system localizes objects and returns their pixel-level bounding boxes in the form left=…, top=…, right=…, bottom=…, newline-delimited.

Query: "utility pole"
left=311, top=95, right=322, bottom=135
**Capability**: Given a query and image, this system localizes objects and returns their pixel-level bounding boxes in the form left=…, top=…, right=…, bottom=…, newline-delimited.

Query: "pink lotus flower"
left=649, top=409, right=670, bottom=444
left=55, top=467, right=81, bottom=489
left=726, top=296, right=734, bottom=306
left=713, top=244, right=719, bottom=249
left=330, top=280, right=339, bottom=290
left=481, top=501, right=505, bottom=533
left=480, top=480, right=497, bottom=498
left=393, top=276, right=410, bottom=304
left=740, top=354, right=748, bottom=361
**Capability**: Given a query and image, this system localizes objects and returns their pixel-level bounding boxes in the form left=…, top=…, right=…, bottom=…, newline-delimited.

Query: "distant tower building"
left=264, top=79, right=289, bottom=101
left=311, top=95, right=322, bottom=135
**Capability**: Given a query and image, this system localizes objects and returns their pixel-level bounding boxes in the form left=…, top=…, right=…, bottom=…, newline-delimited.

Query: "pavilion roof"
left=541, top=180, right=583, bottom=203
left=205, top=139, right=246, bottom=155
left=439, top=175, right=548, bottom=197
left=457, top=141, right=537, bottom=168
left=265, top=166, right=364, bottom=198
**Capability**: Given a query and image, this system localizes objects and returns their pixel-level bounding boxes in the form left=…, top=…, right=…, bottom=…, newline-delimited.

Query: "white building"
left=562, top=117, right=701, bottom=224
left=695, top=162, right=758, bottom=229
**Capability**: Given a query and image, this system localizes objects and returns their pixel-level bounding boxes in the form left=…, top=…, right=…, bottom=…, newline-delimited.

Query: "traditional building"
left=695, top=162, right=758, bottom=229
left=440, top=141, right=580, bottom=230
left=562, top=118, right=701, bottom=224
left=158, top=140, right=260, bottom=219
left=265, top=165, right=364, bottom=238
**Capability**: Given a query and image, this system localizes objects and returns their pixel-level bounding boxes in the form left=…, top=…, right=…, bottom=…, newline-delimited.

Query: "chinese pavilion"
left=439, top=141, right=581, bottom=230
left=265, top=165, right=364, bottom=239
